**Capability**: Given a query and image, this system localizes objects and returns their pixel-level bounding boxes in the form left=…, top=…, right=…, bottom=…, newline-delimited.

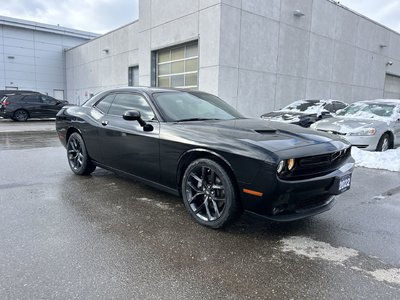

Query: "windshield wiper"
left=175, top=118, right=221, bottom=122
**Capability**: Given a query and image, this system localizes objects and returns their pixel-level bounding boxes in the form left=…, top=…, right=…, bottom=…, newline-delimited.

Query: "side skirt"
left=93, top=161, right=180, bottom=197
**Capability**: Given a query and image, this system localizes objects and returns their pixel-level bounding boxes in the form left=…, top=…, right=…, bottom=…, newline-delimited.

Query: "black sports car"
left=0, top=93, right=69, bottom=121
left=56, top=88, right=354, bottom=228
left=261, top=99, right=348, bottom=127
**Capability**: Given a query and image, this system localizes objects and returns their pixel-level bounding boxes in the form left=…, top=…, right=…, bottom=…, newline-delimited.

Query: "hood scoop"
left=254, top=129, right=277, bottom=135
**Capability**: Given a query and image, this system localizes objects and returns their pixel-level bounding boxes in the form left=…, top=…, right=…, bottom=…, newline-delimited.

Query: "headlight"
left=309, top=123, right=317, bottom=129
left=277, top=159, right=296, bottom=174
left=348, top=128, right=376, bottom=136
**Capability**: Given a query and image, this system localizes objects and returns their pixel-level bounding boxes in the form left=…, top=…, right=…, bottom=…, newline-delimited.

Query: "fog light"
left=277, top=160, right=285, bottom=173
left=287, top=158, right=295, bottom=171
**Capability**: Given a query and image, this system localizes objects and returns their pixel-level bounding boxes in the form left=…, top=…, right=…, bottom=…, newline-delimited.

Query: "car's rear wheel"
left=13, top=109, right=29, bottom=122
left=376, top=133, right=391, bottom=152
left=181, top=158, right=240, bottom=229
left=67, top=132, right=96, bottom=175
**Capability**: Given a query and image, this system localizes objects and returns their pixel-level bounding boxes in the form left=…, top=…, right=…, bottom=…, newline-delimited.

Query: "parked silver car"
left=310, top=99, right=400, bottom=151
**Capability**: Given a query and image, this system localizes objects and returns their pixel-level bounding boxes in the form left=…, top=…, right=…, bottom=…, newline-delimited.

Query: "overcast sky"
left=0, top=0, right=398, bottom=34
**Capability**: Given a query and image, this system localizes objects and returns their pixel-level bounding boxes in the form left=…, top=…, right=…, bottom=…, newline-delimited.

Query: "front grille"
left=279, top=147, right=351, bottom=180
left=319, top=129, right=346, bottom=136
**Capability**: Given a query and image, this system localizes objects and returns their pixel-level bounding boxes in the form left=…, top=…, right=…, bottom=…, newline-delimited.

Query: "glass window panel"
left=171, top=47, right=184, bottom=60
left=186, top=44, right=198, bottom=58
left=171, top=61, right=184, bottom=74
left=171, top=75, right=184, bottom=87
left=158, top=63, right=170, bottom=75
left=108, top=93, right=155, bottom=120
left=185, top=73, right=198, bottom=86
left=96, top=94, right=115, bottom=113
left=158, top=50, right=170, bottom=63
left=158, top=77, right=170, bottom=88
left=185, top=58, right=198, bottom=72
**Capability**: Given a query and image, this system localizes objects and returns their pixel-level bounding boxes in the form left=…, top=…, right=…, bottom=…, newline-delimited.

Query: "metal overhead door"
left=384, top=74, right=400, bottom=99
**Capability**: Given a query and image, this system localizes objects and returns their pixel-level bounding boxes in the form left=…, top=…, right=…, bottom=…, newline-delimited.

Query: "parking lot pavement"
left=1, top=131, right=400, bottom=299
left=0, top=118, right=56, bottom=133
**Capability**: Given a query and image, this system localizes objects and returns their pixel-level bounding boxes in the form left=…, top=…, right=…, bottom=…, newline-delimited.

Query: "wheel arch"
left=66, top=127, right=83, bottom=144
left=13, top=108, right=30, bottom=119
left=176, top=149, right=240, bottom=200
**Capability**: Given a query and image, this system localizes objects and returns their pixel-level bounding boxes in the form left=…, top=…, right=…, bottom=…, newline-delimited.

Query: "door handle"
left=101, top=120, right=109, bottom=126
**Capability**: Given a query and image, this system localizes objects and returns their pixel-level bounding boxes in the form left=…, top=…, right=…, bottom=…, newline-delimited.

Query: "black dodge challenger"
left=56, top=87, right=354, bottom=228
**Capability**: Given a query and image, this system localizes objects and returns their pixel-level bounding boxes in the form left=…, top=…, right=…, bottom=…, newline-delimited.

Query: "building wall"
left=217, top=0, right=400, bottom=117
left=65, top=0, right=400, bottom=115
left=66, top=22, right=140, bottom=104
left=0, top=18, right=96, bottom=99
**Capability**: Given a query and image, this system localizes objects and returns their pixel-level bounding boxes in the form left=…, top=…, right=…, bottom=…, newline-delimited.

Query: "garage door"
left=384, top=74, right=400, bottom=99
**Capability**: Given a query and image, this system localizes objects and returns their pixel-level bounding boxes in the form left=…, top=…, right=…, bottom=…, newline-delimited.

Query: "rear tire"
left=181, top=158, right=240, bottom=229
left=13, top=109, right=29, bottom=122
left=67, top=132, right=96, bottom=175
left=376, top=133, right=391, bottom=152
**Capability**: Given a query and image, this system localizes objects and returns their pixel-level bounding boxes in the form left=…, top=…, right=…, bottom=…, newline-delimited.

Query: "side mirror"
left=123, top=110, right=153, bottom=131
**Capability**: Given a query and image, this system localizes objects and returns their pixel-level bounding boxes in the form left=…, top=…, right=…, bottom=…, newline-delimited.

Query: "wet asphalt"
left=0, top=126, right=400, bottom=299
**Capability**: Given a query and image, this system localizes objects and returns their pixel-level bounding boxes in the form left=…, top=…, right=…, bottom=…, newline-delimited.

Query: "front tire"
left=376, top=133, right=391, bottom=152
left=181, top=158, right=240, bottom=229
left=67, top=132, right=96, bottom=175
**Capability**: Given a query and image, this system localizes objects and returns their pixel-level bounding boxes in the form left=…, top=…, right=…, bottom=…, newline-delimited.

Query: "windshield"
left=281, top=100, right=324, bottom=113
left=152, top=92, right=243, bottom=122
left=336, top=102, right=396, bottom=120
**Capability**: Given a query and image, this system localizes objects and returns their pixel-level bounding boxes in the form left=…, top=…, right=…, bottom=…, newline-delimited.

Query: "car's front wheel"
left=376, top=133, right=391, bottom=152
left=67, top=132, right=96, bottom=175
left=181, top=158, right=240, bottom=229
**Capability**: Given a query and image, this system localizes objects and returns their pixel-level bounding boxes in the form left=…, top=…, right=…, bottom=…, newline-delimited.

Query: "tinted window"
left=23, top=95, right=41, bottom=103
left=40, top=95, right=57, bottom=104
left=108, top=93, right=155, bottom=120
left=333, top=101, right=347, bottom=111
left=323, top=103, right=334, bottom=112
left=95, top=94, right=115, bottom=114
left=153, top=92, right=242, bottom=122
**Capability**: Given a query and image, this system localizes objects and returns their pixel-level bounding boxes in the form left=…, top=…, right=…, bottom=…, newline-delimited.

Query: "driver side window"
left=108, top=93, right=155, bottom=121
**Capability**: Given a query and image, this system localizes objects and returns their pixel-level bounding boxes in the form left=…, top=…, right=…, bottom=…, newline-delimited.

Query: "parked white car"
left=310, top=99, right=400, bottom=151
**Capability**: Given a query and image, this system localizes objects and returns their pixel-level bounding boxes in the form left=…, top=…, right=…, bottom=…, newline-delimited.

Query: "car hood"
left=313, top=117, right=387, bottom=134
left=166, top=118, right=349, bottom=160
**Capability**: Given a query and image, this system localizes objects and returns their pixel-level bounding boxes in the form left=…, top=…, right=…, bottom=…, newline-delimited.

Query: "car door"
left=98, top=92, right=160, bottom=182
left=22, top=94, right=44, bottom=117
left=40, top=95, right=62, bottom=117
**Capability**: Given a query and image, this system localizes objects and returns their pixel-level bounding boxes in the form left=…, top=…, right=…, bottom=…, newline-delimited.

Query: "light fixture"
left=380, top=44, right=388, bottom=48
left=102, top=48, right=109, bottom=54
left=293, top=10, right=305, bottom=17
left=386, top=61, right=393, bottom=66
left=7, top=56, right=15, bottom=59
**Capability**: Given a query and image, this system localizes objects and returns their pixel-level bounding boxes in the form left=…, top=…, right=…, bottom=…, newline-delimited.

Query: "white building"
left=0, top=16, right=98, bottom=99
left=66, top=1, right=399, bottom=114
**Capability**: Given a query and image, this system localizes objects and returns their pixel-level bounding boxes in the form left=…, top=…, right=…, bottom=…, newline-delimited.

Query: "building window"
left=128, top=66, right=139, bottom=86
left=156, top=42, right=198, bottom=89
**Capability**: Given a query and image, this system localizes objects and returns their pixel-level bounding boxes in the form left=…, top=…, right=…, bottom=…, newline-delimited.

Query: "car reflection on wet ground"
left=1, top=129, right=400, bottom=299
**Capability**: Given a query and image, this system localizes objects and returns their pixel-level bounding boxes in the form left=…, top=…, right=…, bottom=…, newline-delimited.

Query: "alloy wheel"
left=14, top=110, right=28, bottom=121
left=185, top=165, right=226, bottom=222
left=67, top=136, right=84, bottom=170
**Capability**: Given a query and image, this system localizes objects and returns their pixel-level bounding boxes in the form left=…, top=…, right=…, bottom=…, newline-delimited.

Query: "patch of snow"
left=352, top=147, right=400, bottom=172
left=281, top=236, right=359, bottom=265
left=368, top=268, right=400, bottom=286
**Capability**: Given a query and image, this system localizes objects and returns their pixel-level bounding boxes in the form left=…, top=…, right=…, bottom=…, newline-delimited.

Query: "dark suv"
left=0, top=93, right=69, bottom=121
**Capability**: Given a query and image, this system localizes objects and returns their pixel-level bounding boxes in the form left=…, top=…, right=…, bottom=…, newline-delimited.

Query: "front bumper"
left=240, top=158, right=355, bottom=221
left=340, top=135, right=380, bottom=151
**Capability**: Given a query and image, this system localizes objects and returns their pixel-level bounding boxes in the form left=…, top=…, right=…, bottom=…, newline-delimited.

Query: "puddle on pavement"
left=0, top=131, right=61, bottom=150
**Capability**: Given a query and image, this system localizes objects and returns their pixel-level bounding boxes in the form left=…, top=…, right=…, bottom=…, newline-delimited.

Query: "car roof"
left=356, top=99, right=400, bottom=105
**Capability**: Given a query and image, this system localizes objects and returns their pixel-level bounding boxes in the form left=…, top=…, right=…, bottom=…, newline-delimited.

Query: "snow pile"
left=351, top=147, right=400, bottom=172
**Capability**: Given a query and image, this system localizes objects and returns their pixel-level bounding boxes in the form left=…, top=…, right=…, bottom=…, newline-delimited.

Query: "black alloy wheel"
left=376, top=133, right=391, bottom=152
left=67, top=132, right=96, bottom=175
left=181, top=158, right=240, bottom=228
left=13, top=109, right=29, bottom=122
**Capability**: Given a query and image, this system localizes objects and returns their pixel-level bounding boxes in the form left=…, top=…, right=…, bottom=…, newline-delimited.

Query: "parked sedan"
left=0, top=93, right=69, bottom=121
left=56, top=87, right=354, bottom=228
left=261, top=99, right=348, bottom=127
left=311, top=99, right=400, bottom=151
